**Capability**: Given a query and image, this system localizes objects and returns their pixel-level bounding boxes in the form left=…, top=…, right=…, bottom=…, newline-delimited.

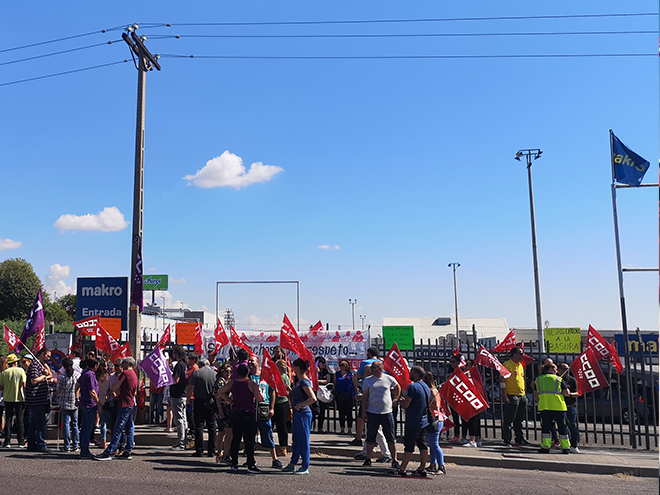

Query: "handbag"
left=425, top=387, right=439, bottom=433
left=256, top=401, right=271, bottom=421
left=317, top=385, right=334, bottom=404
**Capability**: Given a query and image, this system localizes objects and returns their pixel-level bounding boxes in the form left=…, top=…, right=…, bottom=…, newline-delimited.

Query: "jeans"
left=256, top=418, right=275, bottom=450
left=426, top=420, right=444, bottom=467
left=80, top=406, right=97, bottom=456
left=104, top=406, right=135, bottom=455
left=3, top=402, right=24, bottom=446
left=99, top=408, right=110, bottom=443
left=565, top=405, right=579, bottom=448
left=230, top=411, right=257, bottom=468
left=193, top=398, right=217, bottom=454
left=502, top=395, right=528, bottom=443
left=150, top=392, right=164, bottom=424
left=27, top=405, right=47, bottom=451
left=61, top=409, right=80, bottom=450
left=291, top=408, right=312, bottom=470
left=171, top=397, right=188, bottom=448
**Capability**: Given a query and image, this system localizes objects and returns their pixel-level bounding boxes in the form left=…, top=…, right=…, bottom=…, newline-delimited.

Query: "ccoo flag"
left=611, top=132, right=650, bottom=186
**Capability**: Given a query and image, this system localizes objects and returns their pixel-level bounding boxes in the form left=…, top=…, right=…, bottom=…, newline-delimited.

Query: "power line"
left=160, top=12, right=658, bottom=27
left=0, top=40, right=122, bottom=67
left=0, top=60, right=130, bottom=88
left=150, top=30, right=655, bottom=40
left=0, top=23, right=167, bottom=55
left=159, top=53, right=655, bottom=60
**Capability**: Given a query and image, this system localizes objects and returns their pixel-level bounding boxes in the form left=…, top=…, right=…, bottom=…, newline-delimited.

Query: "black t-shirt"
left=562, top=374, right=577, bottom=406
left=169, top=360, right=188, bottom=398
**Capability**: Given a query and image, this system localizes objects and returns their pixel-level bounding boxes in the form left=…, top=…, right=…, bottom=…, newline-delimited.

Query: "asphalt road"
left=0, top=448, right=657, bottom=495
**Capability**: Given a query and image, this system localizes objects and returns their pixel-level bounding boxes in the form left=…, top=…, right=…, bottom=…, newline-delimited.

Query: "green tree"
left=0, top=258, right=43, bottom=321
left=58, top=294, right=77, bottom=320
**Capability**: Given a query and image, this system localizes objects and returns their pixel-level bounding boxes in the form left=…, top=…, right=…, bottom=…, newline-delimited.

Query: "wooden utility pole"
left=122, top=25, right=161, bottom=359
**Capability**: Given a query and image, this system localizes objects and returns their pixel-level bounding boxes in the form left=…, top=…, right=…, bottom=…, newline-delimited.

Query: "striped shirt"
left=56, top=370, right=81, bottom=410
left=25, top=359, right=50, bottom=407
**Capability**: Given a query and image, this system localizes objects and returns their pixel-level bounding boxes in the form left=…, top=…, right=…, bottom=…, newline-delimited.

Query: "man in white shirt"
left=361, top=360, right=400, bottom=468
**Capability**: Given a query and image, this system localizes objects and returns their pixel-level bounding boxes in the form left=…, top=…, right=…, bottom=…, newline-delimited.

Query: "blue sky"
left=1, top=2, right=657, bottom=334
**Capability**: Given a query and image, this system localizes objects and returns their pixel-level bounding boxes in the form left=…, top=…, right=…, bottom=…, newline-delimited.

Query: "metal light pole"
left=515, top=149, right=545, bottom=353
left=349, top=299, right=357, bottom=330
left=359, top=315, right=366, bottom=331
left=448, top=263, right=460, bottom=339
left=160, top=296, right=166, bottom=330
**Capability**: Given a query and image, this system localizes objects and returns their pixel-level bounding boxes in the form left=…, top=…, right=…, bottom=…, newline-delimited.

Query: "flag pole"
left=609, top=129, right=636, bottom=448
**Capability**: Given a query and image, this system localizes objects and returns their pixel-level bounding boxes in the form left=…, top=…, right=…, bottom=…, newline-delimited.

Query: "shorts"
left=366, top=412, right=395, bottom=444
left=403, top=427, right=429, bottom=453
left=257, top=418, right=275, bottom=450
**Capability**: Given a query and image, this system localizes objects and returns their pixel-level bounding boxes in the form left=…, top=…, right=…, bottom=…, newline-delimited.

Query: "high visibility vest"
left=535, top=374, right=566, bottom=412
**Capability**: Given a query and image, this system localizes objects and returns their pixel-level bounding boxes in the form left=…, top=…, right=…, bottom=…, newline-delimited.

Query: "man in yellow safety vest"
left=533, top=363, right=579, bottom=454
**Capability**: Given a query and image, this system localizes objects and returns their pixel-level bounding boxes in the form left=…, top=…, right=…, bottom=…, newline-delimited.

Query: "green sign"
left=545, top=327, right=581, bottom=354
left=383, top=326, right=415, bottom=351
left=143, top=274, right=168, bottom=291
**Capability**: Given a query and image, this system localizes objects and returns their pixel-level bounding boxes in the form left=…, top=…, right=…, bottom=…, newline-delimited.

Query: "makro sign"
left=76, top=277, right=128, bottom=331
left=143, top=274, right=168, bottom=291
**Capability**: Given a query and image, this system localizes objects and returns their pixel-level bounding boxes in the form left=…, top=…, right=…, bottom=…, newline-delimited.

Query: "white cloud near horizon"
left=54, top=206, right=128, bottom=233
left=0, top=238, right=22, bottom=251
left=148, top=267, right=158, bottom=272
left=184, top=150, right=283, bottom=189
left=318, top=245, right=341, bottom=250
left=45, top=264, right=75, bottom=298
left=170, top=277, right=186, bottom=284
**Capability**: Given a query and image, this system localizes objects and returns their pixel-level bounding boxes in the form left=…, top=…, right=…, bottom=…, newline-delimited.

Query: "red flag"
left=230, top=325, right=256, bottom=357
left=299, top=345, right=319, bottom=391
left=492, top=329, right=516, bottom=353
left=70, top=333, right=83, bottom=354
left=439, top=367, right=488, bottom=421
left=193, top=322, right=204, bottom=355
left=157, top=324, right=171, bottom=350
left=453, top=343, right=466, bottom=367
left=72, top=315, right=102, bottom=336
left=280, top=313, right=304, bottom=354
left=518, top=341, right=535, bottom=367
left=111, top=342, right=132, bottom=362
left=571, top=347, right=608, bottom=395
left=383, top=343, right=412, bottom=391
left=438, top=397, right=453, bottom=433
left=310, top=320, right=323, bottom=333
left=261, top=348, right=288, bottom=397
left=3, top=324, right=23, bottom=351
left=587, top=325, right=623, bottom=374
left=30, top=327, right=45, bottom=354
left=94, top=325, right=121, bottom=356
left=214, top=319, right=229, bottom=348
left=465, top=368, right=488, bottom=408
left=474, top=345, right=511, bottom=378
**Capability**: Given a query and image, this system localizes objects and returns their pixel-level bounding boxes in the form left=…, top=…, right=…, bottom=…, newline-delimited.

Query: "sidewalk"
left=125, top=425, right=658, bottom=478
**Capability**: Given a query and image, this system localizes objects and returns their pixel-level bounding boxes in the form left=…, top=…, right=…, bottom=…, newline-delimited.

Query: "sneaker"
left=569, top=446, right=580, bottom=453
left=376, top=456, right=392, bottom=463
left=230, top=465, right=239, bottom=472
left=94, top=452, right=112, bottom=461
left=349, top=438, right=363, bottom=446
left=458, top=438, right=469, bottom=445
left=362, top=458, right=372, bottom=467
left=438, top=465, right=447, bottom=475
left=354, top=453, right=367, bottom=460
left=502, top=440, right=511, bottom=446
left=476, top=440, right=483, bottom=447
left=1, top=444, right=11, bottom=449
left=412, top=468, right=427, bottom=478
left=80, top=453, right=95, bottom=459
left=221, top=456, right=232, bottom=465
left=192, top=452, right=203, bottom=457
left=339, top=428, right=345, bottom=435
left=391, top=460, right=400, bottom=470
left=562, top=449, right=571, bottom=455
left=425, top=464, right=438, bottom=475
left=463, top=441, right=477, bottom=448
left=518, top=439, right=533, bottom=447
left=539, top=447, right=550, bottom=454
left=552, top=440, right=560, bottom=448
left=272, top=459, right=283, bottom=469
left=294, top=468, right=309, bottom=475
left=388, top=469, right=407, bottom=477
left=73, top=447, right=80, bottom=452
left=171, top=445, right=186, bottom=451
left=247, top=466, right=262, bottom=474
left=59, top=447, right=71, bottom=452
left=282, top=464, right=296, bottom=473
left=116, top=451, right=133, bottom=460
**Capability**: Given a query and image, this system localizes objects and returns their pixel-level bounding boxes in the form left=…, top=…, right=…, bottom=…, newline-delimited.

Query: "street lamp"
left=515, top=148, right=545, bottom=353
left=448, top=263, right=460, bottom=339
left=160, top=296, right=166, bottom=330
left=349, top=299, right=357, bottom=330
left=359, top=314, right=366, bottom=331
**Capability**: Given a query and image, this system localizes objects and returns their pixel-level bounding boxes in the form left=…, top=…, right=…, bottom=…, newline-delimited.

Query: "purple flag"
left=18, top=290, right=44, bottom=353
left=139, top=345, right=174, bottom=388
left=131, top=237, right=143, bottom=311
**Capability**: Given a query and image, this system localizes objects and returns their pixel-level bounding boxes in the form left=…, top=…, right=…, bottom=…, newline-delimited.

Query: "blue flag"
left=611, top=132, right=650, bottom=186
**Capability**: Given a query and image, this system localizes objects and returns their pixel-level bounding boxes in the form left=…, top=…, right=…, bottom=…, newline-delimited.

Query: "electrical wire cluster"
left=0, top=12, right=656, bottom=87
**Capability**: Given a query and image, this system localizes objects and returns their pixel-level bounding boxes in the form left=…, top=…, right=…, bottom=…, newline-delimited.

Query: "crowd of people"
left=0, top=343, right=583, bottom=477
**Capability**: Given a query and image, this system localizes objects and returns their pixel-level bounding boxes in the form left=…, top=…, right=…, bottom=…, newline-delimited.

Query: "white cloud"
left=45, top=264, right=75, bottom=298
left=54, top=206, right=128, bottom=233
left=148, top=267, right=158, bottom=272
left=170, top=277, right=186, bottom=285
left=0, top=238, right=22, bottom=251
left=184, top=150, right=283, bottom=189
left=318, top=245, right=340, bottom=250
